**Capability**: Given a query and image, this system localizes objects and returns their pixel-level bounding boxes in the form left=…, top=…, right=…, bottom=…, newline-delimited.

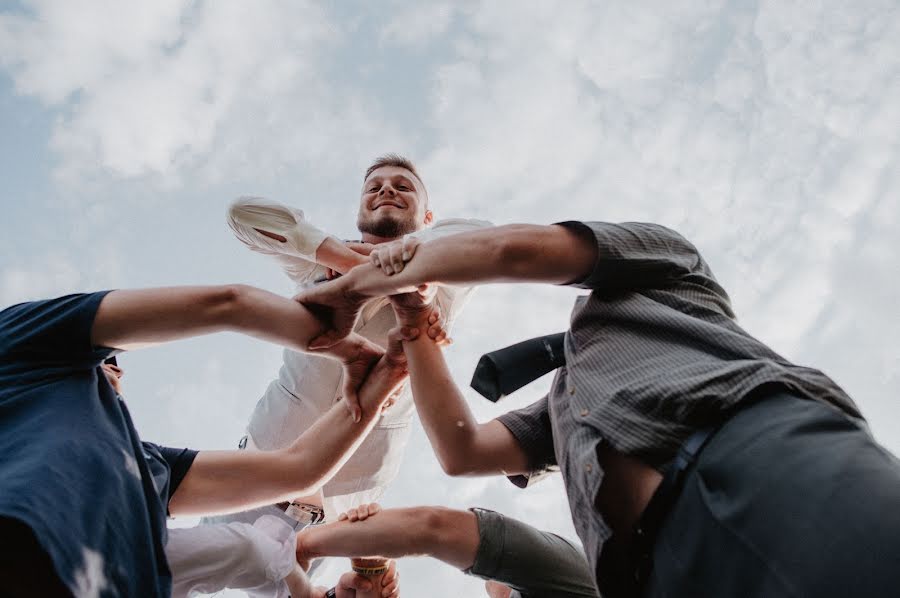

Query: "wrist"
left=295, top=528, right=322, bottom=564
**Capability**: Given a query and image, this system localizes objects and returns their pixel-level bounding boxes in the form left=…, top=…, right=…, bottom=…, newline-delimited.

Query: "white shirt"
left=167, top=516, right=296, bottom=598
left=228, top=196, right=490, bottom=517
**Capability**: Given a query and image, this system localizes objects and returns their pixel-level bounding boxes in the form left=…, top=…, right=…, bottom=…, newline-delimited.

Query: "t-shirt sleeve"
left=557, top=221, right=710, bottom=291
left=0, top=291, right=116, bottom=369
left=154, top=444, right=200, bottom=501
left=496, top=396, right=559, bottom=488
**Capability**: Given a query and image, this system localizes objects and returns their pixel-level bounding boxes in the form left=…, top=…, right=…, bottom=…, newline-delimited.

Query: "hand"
left=485, top=580, right=513, bottom=598
left=379, top=559, right=400, bottom=598
left=334, top=337, right=384, bottom=422
left=337, top=503, right=381, bottom=523
left=310, top=571, right=378, bottom=598
left=295, top=277, right=367, bottom=350
left=389, top=287, right=451, bottom=346
left=370, top=236, right=421, bottom=275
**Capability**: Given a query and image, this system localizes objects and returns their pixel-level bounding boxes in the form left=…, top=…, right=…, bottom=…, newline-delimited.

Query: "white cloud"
left=1, top=1, right=898, bottom=597
left=0, top=0, right=405, bottom=186
left=379, top=1, right=456, bottom=47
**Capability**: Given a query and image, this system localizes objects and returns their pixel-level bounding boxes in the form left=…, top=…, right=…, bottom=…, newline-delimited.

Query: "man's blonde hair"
left=364, top=154, right=429, bottom=205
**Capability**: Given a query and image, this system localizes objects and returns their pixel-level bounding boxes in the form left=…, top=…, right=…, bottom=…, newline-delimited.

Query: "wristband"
left=351, top=557, right=389, bottom=576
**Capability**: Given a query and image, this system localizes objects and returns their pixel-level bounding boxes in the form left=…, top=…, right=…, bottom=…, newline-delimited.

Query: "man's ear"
left=423, top=210, right=434, bottom=225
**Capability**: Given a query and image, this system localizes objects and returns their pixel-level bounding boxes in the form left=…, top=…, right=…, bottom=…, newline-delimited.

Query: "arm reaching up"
left=296, top=223, right=597, bottom=348
left=167, top=328, right=410, bottom=517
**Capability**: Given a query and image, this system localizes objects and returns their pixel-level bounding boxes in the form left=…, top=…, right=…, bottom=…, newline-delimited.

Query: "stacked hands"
left=294, top=504, right=399, bottom=598
left=296, top=237, right=440, bottom=422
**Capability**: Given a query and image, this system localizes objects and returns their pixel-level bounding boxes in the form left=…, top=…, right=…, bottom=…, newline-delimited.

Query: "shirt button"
left=580, top=408, right=589, bottom=417
left=568, top=387, right=576, bottom=395
left=585, top=463, right=593, bottom=473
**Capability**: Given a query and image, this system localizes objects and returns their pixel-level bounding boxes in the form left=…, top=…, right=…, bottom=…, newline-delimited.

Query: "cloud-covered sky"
left=2, top=1, right=898, bottom=595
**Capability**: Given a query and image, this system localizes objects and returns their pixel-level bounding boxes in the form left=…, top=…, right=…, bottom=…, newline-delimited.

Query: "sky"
left=1, top=0, right=898, bottom=596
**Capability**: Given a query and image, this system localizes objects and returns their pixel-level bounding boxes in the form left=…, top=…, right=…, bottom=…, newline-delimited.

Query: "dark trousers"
left=642, top=393, right=900, bottom=597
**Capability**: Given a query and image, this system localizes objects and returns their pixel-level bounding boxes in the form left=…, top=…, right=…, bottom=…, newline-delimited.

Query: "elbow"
left=438, top=453, right=475, bottom=478
left=410, top=506, right=457, bottom=550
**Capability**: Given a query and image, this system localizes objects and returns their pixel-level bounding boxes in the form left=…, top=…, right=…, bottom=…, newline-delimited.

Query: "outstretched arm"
left=168, top=331, right=409, bottom=517
left=349, top=223, right=596, bottom=296
left=297, top=505, right=480, bottom=571
left=92, top=285, right=382, bottom=413
left=92, top=284, right=325, bottom=352
left=297, top=224, right=597, bottom=347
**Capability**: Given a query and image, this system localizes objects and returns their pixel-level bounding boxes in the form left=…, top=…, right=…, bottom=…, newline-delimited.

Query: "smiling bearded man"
left=200, top=154, right=489, bottom=592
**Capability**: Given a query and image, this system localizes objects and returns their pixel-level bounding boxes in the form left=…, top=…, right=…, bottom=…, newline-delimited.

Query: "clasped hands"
left=296, top=237, right=443, bottom=421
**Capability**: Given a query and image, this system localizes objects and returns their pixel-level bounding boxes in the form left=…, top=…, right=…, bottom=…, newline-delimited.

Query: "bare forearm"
left=403, top=333, right=530, bottom=477
left=169, top=358, right=407, bottom=516
left=316, top=237, right=369, bottom=274
left=92, top=284, right=366, bottom=358
left=281, top=357, right=409, bottom=486
left=298, top=507, right=480, bottom=570
left=403, top=335, right=481, bottom=472
left=347, top=224, right=596, bottom=297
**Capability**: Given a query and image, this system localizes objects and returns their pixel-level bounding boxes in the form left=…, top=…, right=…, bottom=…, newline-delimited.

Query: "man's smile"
left=373, top=199, right=405, bottom=210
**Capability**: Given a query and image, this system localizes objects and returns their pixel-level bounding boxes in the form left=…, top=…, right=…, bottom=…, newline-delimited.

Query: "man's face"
left=357, top=166, right=433, bottom=240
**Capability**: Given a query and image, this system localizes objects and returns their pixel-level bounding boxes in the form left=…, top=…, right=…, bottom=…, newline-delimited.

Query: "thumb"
left=341, top=383, right=362, bottom=423
left=337, top=572, right=373, bottom=595
left=309, top=331, right=340, bottom=351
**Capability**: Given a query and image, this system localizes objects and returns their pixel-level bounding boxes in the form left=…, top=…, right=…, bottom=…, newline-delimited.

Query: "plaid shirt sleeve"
left=496, top=395, right=559, bottom=488
left=556, top=221, right=708, bottom=291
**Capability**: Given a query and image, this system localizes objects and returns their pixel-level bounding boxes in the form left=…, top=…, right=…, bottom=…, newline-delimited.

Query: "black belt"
left=629, top=425, right=717, bottom=588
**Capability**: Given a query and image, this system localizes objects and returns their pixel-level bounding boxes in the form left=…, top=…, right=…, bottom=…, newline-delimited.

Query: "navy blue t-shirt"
left=0, top=292, right=198, bottom=596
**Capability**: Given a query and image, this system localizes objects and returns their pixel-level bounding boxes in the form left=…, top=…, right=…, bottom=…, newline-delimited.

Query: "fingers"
left=335, top=572, right=373, bottom=596
left=424, top=307, right=452, bottom=345
left=381, top=560, right=399, bottom=597
left=485, top=580, right=513, bottom=598
left=386, top=327, right=411, bottom=357
left=389, top=242, right=404, bottom=275
left=370, top=237, right=421, bottom=275
left=309, top=331, right=342, bottom=351
left=341, top=379, right=360, bottom=423
left=344, top=395, right=362, bottom=424
left=427, top=324, right=451, bottom=345
left=338, top=503, right=381, bottom=522
left=402, top=236, right=420, bottom=262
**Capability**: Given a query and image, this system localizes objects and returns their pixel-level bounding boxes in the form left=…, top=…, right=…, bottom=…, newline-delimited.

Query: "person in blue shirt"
left=0, top=284, right=426, bottom=597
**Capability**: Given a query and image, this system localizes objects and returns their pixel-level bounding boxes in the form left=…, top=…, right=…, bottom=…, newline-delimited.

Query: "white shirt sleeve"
left=407, top=218, right=494, bottom=330
left=227, top=196, right=331, bottom=285
left=167, top=516, right=297, bottom=598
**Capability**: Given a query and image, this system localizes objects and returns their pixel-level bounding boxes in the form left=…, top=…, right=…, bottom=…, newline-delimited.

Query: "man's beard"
left=356, top=213, right=419, bottom=238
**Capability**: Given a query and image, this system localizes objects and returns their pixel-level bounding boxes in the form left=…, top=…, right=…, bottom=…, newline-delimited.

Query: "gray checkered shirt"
left=496, top=221, right=860, bottom=583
